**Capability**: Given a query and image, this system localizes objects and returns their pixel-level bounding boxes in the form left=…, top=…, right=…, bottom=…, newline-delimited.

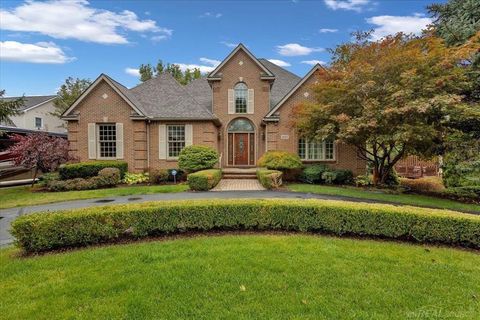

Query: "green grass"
left=0, top=184, right=189, bottom=209
left=288, top=183, right=480, bottom=213
left=1, top=234, right=479, bottom=319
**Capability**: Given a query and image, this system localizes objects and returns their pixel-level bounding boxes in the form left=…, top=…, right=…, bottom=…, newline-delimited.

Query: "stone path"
left=211, top=179, right=265, bottom=191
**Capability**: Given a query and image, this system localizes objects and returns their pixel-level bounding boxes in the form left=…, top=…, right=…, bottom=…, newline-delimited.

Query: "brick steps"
left=222, top=167, right=257, bottom=180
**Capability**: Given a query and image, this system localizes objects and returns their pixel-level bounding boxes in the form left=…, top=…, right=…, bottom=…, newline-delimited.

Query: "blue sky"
left=0, top=0, right=444, bottom=96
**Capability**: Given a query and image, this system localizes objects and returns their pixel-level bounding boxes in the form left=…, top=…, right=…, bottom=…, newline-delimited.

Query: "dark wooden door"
left=234, top=133, right=249, bottom=165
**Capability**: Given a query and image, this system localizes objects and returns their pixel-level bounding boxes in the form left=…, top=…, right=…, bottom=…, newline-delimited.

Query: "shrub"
left=187, top=169, right=222, bottom=191
left=168, top=169, right=185, bottom=182
left=97, top=168, right=121, bottom=187
left=321, top=169, right=354, bottom=185
left=38, top=172, right=60, bottom=187
left=46, top=167, right=120, bottom=191
left=355, top=175, right=373, bottom=187
left=11, top=199, right=480, bottom=253
left=123, top=172, right=149, bottom=185
left=400, top=177, right=445, bottom=193
left=257, top=169, right=283, bottom=189
left=178, top=145, right=219, bottom=172
left=150, top=168, right=169, bottom=184
left=440, top=186, right=480, bottom=204
left=300, top=164, right=330, bottom=184
left=383, top=168, right=400, bottom=186
left=258, top=151, right=303, bottom=171
left=59, top=161, right=128, bottom=180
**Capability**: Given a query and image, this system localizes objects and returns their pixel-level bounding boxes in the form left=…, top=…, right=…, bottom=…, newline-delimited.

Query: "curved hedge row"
left=11, top=199, right=480, bottom=253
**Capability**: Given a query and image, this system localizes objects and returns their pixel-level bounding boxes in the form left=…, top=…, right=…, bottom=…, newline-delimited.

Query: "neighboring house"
left=62, top=44, right=366, bottom=174
left=1, top=95, right=66, bottom=134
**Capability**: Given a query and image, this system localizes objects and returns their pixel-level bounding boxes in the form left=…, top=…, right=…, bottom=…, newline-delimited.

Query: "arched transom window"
left=228, top=118, right=254, bottom=132
left=234, top=82, right=248, bottom=113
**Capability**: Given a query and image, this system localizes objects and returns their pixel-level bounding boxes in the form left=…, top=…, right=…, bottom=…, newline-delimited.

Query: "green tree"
left=139, top=64, right=154, bottom=82
left=139, top=60, right=203, bottom=84
left=428, top=0, right=480, bottom=47
left=53, top=77, right=91, bottom=117
left=0, top=90, right=24, bottom=126
left=293, top=33, right=479, bottom=185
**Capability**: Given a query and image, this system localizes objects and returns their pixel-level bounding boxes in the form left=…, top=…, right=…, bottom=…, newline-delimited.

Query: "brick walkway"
left=211, top=179, right=265, bottom=191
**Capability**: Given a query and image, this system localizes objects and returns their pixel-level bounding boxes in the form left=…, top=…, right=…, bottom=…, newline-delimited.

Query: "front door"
left=234, top=133, right=249, bottom=165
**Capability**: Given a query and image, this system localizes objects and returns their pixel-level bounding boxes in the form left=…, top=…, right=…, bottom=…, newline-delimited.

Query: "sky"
left=0, top=0, right=445, bottom=97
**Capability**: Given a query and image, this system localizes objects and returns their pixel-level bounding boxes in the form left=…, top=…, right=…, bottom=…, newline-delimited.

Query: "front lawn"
left=0, top=184, right=189, bottom=209
left=1, top=234, right=478, bottom=319
left=288, top=183, right=480, bottom=213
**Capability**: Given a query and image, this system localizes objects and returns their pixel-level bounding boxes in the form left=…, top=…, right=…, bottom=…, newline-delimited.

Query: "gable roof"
left=258, top=59, right=301, bottom=109
left=207, top=44, right=275, bottom=80
left=62, top=74, right=145, bottom=118
left=265, top=64, right=325, bottom=118
left=0, top=95, right=56, bottom=112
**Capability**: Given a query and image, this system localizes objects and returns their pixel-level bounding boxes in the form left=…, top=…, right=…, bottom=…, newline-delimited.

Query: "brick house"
left=62, top=44, right=366, bottom=175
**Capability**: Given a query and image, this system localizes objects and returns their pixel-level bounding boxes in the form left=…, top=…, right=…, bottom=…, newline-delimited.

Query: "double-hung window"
left=98, top=124, right=117, bottom=158
left=167, top=125, right=185, bottom=158
left=298, top=138, right=335, bottom=161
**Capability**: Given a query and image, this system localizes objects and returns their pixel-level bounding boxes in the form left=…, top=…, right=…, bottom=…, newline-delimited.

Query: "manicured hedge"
left=11, top=199, right=480, bottom=253
left=257, top=169, right=283, bottom=189
left=187, top=169, right=222, bottom=191
left=59, top=161, right=128, bottom=180
left=178, top=145, right=219, bottom=172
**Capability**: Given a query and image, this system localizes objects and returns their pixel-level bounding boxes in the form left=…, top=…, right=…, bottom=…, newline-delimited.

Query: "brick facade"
left=210, top=50, right=270, bottom=167
left=65, top=46, right=366, bottom=176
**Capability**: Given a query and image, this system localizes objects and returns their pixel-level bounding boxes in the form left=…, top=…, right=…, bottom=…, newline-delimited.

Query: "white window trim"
left=234, top=83, right=248, bottom=114
left=96, top=123, right=117, bottom=160
left=299, top=138, right=336, bottom=161
left=166, top=124, right=186, bottom=160
left=34, top=117, right=43, bottom=129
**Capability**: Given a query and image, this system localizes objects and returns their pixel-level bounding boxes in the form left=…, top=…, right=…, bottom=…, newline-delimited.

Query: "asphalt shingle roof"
left=0, top=95, right=56, bottom=111
left=258, top=59, right=301, bottom=109
left=129, top=73, right=215, bottom=119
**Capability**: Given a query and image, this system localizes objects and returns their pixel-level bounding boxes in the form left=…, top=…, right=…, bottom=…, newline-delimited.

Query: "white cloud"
left=125, top=67, right=140, bottom=77
left=276, top=43, right=323, bottom=56
left=301, top=60, right=326, bottom=66
left=175, top=63, right=215, bottom=73
left=319, top=28, right=338, bottom=33
left=220, top=41, right=238, bottom=48
left=0, top=41, right=73, bottom=64
left=151, top=35, right=168, bottom=42
left=0, top=0, right=172, bottom=44
left=366, top=14, right=432, bottom=40
left=199, top=57, right=221, bottom=66
left=200, top=12, right=222, bottom=18
left=324, top=0, right=371, bottom=12
left=267, top=59, right=291, bottom=67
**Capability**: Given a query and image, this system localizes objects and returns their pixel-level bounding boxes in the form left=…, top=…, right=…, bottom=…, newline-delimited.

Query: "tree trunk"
left=372, top=166, right=380, bottom=185
left=31, top=166, right=38, bottom=188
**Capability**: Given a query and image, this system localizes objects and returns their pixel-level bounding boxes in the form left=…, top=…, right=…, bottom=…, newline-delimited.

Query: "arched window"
left=234, top=82, right=248, bottom=113
left=228, top=118, right=254, bottom=132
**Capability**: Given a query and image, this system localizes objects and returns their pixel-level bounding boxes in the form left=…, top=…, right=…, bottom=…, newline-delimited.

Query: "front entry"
left=227, top=118, right=255, bottom=166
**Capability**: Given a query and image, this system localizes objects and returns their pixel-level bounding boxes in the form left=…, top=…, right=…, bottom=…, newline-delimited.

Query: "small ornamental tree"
left=293, top=32, right=480, bottom=185
left=8, top=133, right=73, bottom=186
left=178, top=145, right=219, bottom=172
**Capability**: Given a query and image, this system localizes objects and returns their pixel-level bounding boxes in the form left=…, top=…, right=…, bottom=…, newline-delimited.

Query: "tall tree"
left=428, top=0, right=480, bottom=47
left=52, top=77, right=92, bottom=117
left=0, top=90, right=24, bottom=126
left=293, top=32, right=480, bottom=185
left=139, top=60, right=202, bottom=84
left=139, top=64, right=154, bottom=82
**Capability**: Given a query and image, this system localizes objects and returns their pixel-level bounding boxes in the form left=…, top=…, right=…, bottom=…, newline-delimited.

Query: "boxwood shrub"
left=178, top=145, right=219, bottom=173
left=11, top=199, right=480, bottom=253
left=187, top=169, right=222, bottom=191
left=257, top=169, right=283, bottom=189
left=59, top=161, right=128, bottom=180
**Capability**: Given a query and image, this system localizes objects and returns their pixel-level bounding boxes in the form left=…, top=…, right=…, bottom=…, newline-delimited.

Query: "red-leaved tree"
left=8, top=133, right=72, bottom=186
